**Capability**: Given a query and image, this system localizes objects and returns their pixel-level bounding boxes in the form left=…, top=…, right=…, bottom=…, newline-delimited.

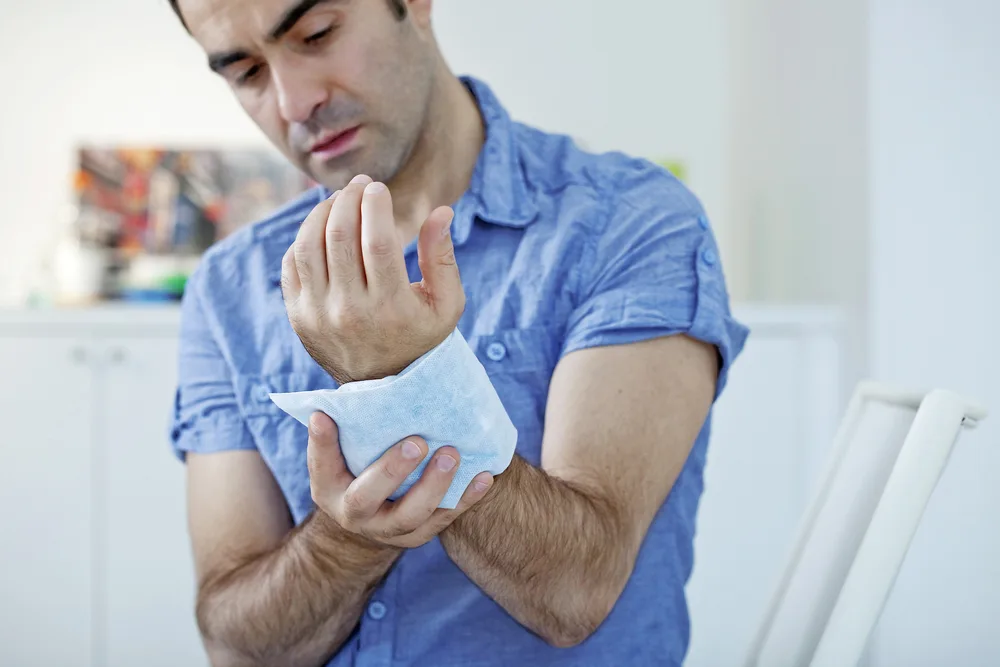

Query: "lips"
left=310, top=126, right=360, bottom=154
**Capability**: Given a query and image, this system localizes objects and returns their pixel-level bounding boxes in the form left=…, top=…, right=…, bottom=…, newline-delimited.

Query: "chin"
left=300, top=160, right=355, bottom=191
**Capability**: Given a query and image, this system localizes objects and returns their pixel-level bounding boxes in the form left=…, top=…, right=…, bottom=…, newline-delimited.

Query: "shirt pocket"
left=469, top=326, right=562, bottom=465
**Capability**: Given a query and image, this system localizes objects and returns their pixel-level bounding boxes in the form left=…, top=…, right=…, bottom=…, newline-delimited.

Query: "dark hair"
left=168, top=0, right=407, bottom=32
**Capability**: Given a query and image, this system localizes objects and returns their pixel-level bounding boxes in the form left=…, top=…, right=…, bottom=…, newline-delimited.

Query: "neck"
left=385, top=72, right=485, bottom=245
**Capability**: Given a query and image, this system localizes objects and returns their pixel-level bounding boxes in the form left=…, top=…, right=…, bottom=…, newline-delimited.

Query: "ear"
left=407, top=0, right=433, bottom=28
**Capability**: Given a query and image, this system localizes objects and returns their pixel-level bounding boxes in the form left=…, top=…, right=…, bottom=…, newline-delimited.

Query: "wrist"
left=310, top=509, right=403, bottom=560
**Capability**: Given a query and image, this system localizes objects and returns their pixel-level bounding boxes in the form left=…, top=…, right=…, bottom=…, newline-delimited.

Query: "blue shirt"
left=170, top=77, right=748, bottom=667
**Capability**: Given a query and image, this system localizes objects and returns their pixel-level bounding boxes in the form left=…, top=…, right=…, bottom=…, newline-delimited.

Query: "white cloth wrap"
left=269, top=329, right=517, bottom=509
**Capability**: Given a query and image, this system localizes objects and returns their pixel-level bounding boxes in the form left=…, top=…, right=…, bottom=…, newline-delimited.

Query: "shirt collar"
left=449, top=76, right=539, bottom=246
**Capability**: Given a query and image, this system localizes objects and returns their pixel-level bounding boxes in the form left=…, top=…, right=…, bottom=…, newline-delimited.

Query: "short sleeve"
left=168, top=270, right=258, bottom=461
left=561, top=170, right=749, bottom=398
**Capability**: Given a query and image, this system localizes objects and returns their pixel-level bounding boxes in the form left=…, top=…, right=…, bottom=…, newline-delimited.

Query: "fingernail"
left=402, top=440, right=422, bottom=459
left=436, top=454, right=457, bottom=472
left=474, top=479, right=491, bottom=493
left=365, top=182, right=387, bottom=195
left=350, top=174, right=373, bottom=185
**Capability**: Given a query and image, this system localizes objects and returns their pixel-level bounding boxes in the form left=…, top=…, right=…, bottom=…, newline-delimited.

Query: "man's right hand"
left=307, top=412, right=495, bottom=549
left=282, top=176, right=466, bottom=385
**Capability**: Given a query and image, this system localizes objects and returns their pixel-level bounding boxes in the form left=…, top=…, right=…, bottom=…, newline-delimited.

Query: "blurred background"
left=0, top=0, right=996, bottom=665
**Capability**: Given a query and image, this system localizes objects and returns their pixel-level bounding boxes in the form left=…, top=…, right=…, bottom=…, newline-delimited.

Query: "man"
left=168, top=0, right=749, bottom=665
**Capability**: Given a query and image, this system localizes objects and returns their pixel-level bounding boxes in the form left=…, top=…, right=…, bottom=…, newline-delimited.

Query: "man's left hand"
left=307, top=412, right=494, bottom=550
left=282, top=174, right=466, bottom=384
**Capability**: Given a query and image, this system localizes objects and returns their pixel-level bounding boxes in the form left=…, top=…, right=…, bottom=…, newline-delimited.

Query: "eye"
left=304, top=26, right=333, bottom=45
left=237, top=63, right=264, bottom=85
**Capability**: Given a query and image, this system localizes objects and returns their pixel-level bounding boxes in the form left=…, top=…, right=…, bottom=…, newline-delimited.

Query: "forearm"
left=196, top=509, right=401, bottom=667
left=438, top=456, right=637, bottom=647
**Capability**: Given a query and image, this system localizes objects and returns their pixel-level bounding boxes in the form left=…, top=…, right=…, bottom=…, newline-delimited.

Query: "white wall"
left=868, top=0, right=1000, bottom=664
left=726, top=0, right=868, bottom=304
left=725, top=0, right=870, bottom=402
left=0, top=0, right=731, bottom=304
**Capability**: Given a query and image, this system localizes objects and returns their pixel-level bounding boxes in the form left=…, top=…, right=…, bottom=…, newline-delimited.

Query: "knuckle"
left=438, top=246, right=457, bottom=267
left=339, top=300, right=363, bottom=321
left=293, top=252, right=313, bottom=279
left=379, top=461, right=402, bottom=484
left=326, top=223, right=353, bottom=245
left=365, top=237, right=395, bottom=258
left=377, top=523, right=408, bottom=540
left=341, top=490, right=367, bottom=522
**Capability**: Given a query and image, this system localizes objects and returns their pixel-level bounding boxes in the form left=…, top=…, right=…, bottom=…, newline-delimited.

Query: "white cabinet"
left=102, top=337, right=207, bottom=667
left=0, top=336, right=95, bottom=667
left=0, top=308, right=207, bottom=667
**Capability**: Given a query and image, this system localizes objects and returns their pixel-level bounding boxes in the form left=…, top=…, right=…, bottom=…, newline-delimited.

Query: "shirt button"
left=367, top=601, right=387, bottom=620
left=486, top=342, right=507, bottom=362
left=701, top=248, right=717, bottom=266
left=254, top=385, right=271, bottom=403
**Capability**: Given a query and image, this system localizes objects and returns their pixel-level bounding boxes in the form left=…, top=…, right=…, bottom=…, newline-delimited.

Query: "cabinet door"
left=0, top=337, right=95, bottom=666
left=99, top=337, right=208, bottom=667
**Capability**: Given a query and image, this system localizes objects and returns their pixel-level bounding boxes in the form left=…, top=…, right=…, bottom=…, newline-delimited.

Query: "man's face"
left=178, top=0, right=436, bottom=190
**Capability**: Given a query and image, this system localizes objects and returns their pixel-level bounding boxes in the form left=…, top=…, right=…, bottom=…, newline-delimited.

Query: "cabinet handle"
left=107, top=347, right=128, bottom=365
left=70, top=346, right=89, bottom=365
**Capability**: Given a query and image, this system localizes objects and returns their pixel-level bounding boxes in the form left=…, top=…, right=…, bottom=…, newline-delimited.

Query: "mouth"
left=309, top=126, right=362, bottom=160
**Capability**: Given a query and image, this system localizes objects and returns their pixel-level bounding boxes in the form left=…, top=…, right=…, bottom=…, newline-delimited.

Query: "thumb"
left=307, top=412, right=353, bottom=490
left=416, top=206, right=464, bottom=313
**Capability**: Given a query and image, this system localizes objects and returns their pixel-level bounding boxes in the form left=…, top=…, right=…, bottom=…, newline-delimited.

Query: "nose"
left=271, top=61, right=327, bottom=125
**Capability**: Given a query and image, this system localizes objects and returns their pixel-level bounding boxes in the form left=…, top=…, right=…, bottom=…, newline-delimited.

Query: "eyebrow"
left=208, top=50, right=251, bottom=73
left=207, top=0, right=342, bottom=74
left=269, top=0, right=341, bottom=41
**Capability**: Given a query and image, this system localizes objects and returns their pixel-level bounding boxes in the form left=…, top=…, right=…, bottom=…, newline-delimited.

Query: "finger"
left=435, top=471, right=494, bottom=520
left=360, top=182, right=408, bottom=296
left=294, top=196, right=335, bottom=298
left=326, top=175, right=371, bottom=293
left=306, top=412, right=354, bottom=504
left=416, top=206, right=465, bottom=318
left=281, top=243, right=301, bottom=300
left=341, top=436, right=428, bottom=523
left=379, top=446, right=462, bottom=534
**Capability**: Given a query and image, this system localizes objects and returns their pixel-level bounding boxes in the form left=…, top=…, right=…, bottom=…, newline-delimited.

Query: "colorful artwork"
left=73, top=147, right=313, bottom=257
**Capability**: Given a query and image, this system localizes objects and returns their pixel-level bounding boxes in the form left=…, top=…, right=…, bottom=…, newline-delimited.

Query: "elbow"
left=195, top=585, right=228, bottom=650
left=196, top=585, right=261, bottom=667
left=537, top=588, right=623, bottom=649
left=538, top=606, right=611, bottom=649
left=541, top=625, right=600, bottom=650
left=203, top=645, right=262, bottom=667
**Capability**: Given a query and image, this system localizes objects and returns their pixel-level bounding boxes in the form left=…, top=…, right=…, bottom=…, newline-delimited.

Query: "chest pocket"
left=469, top=326, right=563, bottom=465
